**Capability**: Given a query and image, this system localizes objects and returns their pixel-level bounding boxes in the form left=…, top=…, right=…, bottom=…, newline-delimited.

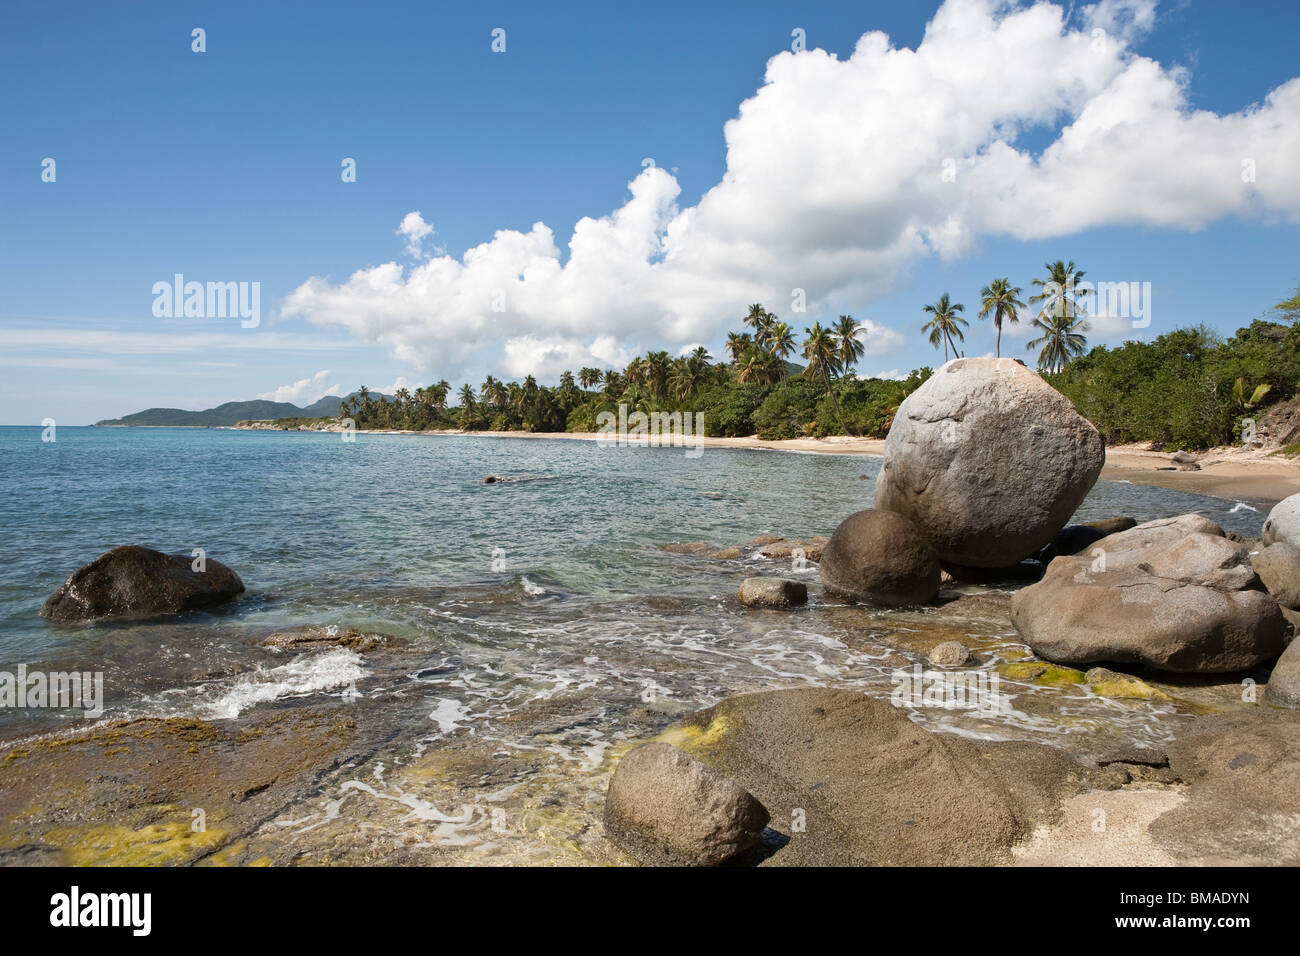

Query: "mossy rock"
left=1085, top=667, right=1172, bottom=701
left=997, top=661, right=1087, bottom=687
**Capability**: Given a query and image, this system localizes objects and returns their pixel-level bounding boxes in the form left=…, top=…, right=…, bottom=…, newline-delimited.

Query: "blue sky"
left=2, top=0, right=1299, bottom=423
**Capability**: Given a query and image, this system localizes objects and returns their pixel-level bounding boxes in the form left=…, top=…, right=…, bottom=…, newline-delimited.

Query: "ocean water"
left=0, top=425, right=1274, bottom=860
left=0, top=426, right=1268, bottom=731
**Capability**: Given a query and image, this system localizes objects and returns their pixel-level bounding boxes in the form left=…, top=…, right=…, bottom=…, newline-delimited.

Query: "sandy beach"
left=344, top=427, right=1300, bottom=505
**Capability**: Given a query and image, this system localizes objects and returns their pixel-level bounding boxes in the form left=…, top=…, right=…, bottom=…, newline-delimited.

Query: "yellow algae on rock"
left=1085, top=667, right=1172, bottom=701
left=654, top=713, right=730, bottom=757
left=46, top=821, right=229, bottom=866
left=997, top=661, right=1087, bottom=687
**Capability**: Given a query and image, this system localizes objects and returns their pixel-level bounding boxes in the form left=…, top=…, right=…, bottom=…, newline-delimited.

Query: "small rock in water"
left=1084, top=667, right=1170, bottom=701
left=604, top=742, right=769, bottom=866
left=753, top=534, right=785, bottom=546
left=737, top=577, right=808, bottom=609
left=39, top=545, right=245, bottom=624
left=260, top=626, right=402, bottom=653
left=483, top=475, right=498, bottom=483
left=819, top=509, right=939, bottom=607
left=928, top=641, right=971, bottom=667
left=663, top=540, right=713, bottom=555
left=758, top=537, right=827, bottom=562
left=711, top=546, right=744, bottom=560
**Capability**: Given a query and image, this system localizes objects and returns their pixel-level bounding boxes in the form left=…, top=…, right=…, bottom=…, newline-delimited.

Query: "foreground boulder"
left=1010, top=516, right=1286, bottom=672
left=604, top=742, right=769, bottom=866
left=819, top=509, right=939, bottom=606
left=1265, top=638, right=1300, bottom=708
left=873, top=357, right=1104, bottom=568
left=1262, top=493, right=1300, bottom=548
left=737, top=577, right=807, bottom=609
left=1251, top=542, right=1300, bottom=609
left=40, top=545, right=245, bottom=624
left=647, top=688, right=1087, bottom=865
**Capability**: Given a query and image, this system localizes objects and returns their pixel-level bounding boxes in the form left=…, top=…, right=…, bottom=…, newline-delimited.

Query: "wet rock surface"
left=40, top=546, right=245, bottom=624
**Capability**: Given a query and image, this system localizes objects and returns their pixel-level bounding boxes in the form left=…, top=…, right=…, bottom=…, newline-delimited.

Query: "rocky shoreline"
left=8, top=358, right=1300, bottom=867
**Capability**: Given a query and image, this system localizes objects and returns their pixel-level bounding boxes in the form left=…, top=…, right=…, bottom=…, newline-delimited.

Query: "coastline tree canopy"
left=332, top=285, right=1300, bottom=452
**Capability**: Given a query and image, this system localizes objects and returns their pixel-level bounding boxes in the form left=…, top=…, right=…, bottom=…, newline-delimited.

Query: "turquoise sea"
left=0, top=425, right=1274, bottom=860
left=0, top=425, right=1269, bottom=733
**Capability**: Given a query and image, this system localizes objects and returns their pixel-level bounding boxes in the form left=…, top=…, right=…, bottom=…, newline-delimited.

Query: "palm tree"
left=1030, top=260, right=1087, bottom=323
left=559, top=370, right=576, bottom=396
left=726, top=332, right=754, bottom=363
left=645, top=351, right=671, bottom=399
left=456, top=384, right=478, bottom=430
left=768, top=322, right=797, bottom=370
left=735, top=347, right=778, bottom=385
left=802, top=323, right=849, bottom=433
left=1026, top=312, right=1089, bottom=374
left=978, top=278, right=1026, bottom=358
left=744, top=304, right=777, bottom=349
left=668, top=358, right=697, bottom=401
left=833, top=315, right=864, bottom=372
left=578, top=367, right=602, bottom=390
left=921, top=294, right=967, bottom=362
left=624, top=356, right=647, bottom=389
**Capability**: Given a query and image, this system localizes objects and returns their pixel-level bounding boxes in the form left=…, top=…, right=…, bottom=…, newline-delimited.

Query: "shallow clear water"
left=0, top=425, right=1267, bottom=742
left=0, top=425, right=1272, bottom=862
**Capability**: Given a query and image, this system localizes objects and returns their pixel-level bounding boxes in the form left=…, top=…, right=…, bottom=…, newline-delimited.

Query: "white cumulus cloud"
left=396, top=211, right=437, bottom=259
left=257, top=369, right=343, bottom=404
left=283, top=0, right=1300, bottom=382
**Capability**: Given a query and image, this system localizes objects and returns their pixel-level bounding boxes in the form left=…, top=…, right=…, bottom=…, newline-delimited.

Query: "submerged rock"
left=604, top=742, right=769, bottom=866
left=873, top=357, right=1104, bottom=568
left=928, top=641, right=971, bottom=666
left=39, top=545, right=245, bottom=624
left=737, top=577, right=808, bottom=609
left=757, top=537, right=827, bottom=562
left=1010, top=515, right=1287, bottom=673
left=819, top=509, right=939, bottom=606
left=259, top=626, right=404, bottom=653
left=1084, top=667, right=1171, bottom=701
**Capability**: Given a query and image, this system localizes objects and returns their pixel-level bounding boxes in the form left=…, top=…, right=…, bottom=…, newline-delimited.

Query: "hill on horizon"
left=95, top=391, right=386, bottom=427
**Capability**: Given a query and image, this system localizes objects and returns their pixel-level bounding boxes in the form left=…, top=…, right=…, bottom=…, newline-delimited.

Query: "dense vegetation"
left=1049, top=319, right=1300, bottom=450
left=331, top=277, right=1300, bottom=451
left=342, top=307, right=933, bottom=440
